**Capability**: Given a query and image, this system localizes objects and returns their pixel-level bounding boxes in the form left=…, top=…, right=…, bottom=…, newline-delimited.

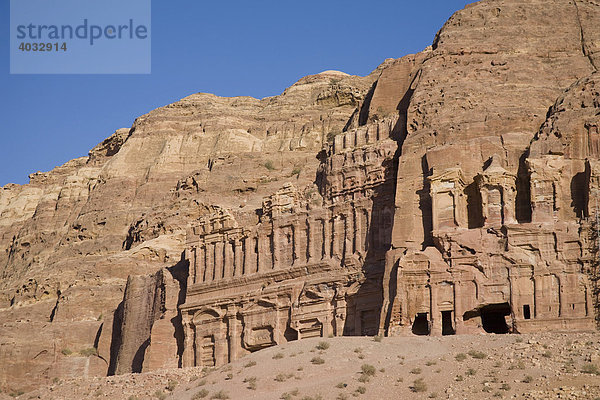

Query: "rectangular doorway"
left=441, top=310, right=455, bottom=335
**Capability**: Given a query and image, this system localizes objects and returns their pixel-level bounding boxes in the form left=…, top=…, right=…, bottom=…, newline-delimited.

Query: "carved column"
left=226, top=306, right=240, bottom=362
left=430, top=284, right=441, bottom=336
left=453, top=282, right=466, bottom=334
left=195, top=246, right=205, bottom=284
left=245, top=236, right=257, bottom=275
left=223, top=240, right=233, bottom=278
left=182, top=319, right=195, bottom=367
left=214, top=241, right=224, bottom=280
left=345, top=211, right=354, bottom=259
left=188, top=246, right=197, bottom=285
left=206, top=243, right=215, bottom=281
left=306, top=219, right=314, bottom=263
left=324, top=215, right=332, bottom=258
left=233, top=238, right=243, bottom=277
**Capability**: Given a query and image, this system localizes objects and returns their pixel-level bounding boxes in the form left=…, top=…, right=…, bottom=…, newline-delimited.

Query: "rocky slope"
left=14, top=333, right=600, bottom=400
left=2, top=0, right=600, bottom=395
left=0, top=67, right=382, bottom=391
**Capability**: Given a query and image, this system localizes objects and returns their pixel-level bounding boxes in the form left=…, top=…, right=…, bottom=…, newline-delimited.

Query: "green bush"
left=264, top=161, right=276, bottom=171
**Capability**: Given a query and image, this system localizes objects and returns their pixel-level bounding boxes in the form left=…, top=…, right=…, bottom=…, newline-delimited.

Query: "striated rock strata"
left=1, top=0, right=600, bottom=392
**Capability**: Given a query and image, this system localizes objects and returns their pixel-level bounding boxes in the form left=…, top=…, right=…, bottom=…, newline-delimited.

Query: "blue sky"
left=0, top=0, right=472, bottom=186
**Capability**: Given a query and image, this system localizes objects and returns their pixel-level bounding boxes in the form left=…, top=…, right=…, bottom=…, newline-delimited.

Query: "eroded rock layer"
left=1, top=0, right=600, bottom=392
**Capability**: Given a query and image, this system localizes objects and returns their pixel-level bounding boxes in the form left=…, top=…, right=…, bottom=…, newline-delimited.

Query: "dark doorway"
left=441, top=311, right=455, bottom=335
left=480, top=303, right=511, bottom=334
left=284, top=325, right=298, bottom=341
left=412, top=313, right=430, bottom=335
left=523, top=304, right=531, bottom=320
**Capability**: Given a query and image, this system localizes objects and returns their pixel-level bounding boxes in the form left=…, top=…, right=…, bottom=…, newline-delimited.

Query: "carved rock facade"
left=180, top=119, right=398, bottom=367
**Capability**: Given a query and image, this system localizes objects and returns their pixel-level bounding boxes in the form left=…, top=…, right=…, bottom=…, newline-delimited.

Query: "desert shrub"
left=336, top=382, right=346, bottom=388
left=411, top=378, right=427, bottom=393
left=468, top=350, right=487, bottom=359
left=166, top=380, right=177, bottom=391
left=193, top=389, right=209, bottom=399
left=244, top=360, right=257, bottom=368
left=466, top=368, right=477, bottom=376
left=291, top=166, right=302, bottom=176
left=273, top=352, right=284, bottom=360
left=275, top=373, right=294, bottom=382
left=455, top=353, right=467, bottom=361
left=311, top=356, right=325, bottom=365
left=264, top=161, right=276, bottom=171
left=500, top=383, right=511, bottom=391
left=581, top=363, right=600, bottom=375
left=455, top=375, right=464, bottom=382
left=361, top=364, right=376, bottom=376
left=197, top=379, right=207, bottom=386
left=425, top=361, right=436, bottom=366
left=79, top=348, right=97, bottom=357
left=373, top=335, right=383, bottom=343
left=542, top=350, right=552, bottom=358
left=316, top=341, right=330, bottom=351
left=428, top=393, right=437, bottom=399
left=210, top=390, right=230, bottom=400
left=244, top=376, right=257, bottom=390
left=410, top=367, right=422, bottom=375
left=280, top=389, right=300, bottom=400
left=523, top=375, right=534, bottom=383
left=357, top=374, right=370, bottom=383
left=300, top=395, right=323, bottom=400
left=61, top=348, right=72, bottom=356
left=356, top=386, right=366, bottom=394
left=154, top=391, right=166, bottom=400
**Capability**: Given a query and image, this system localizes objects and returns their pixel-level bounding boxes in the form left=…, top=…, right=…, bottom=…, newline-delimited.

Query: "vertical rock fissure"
left=574, top=0, right=598, bottom=72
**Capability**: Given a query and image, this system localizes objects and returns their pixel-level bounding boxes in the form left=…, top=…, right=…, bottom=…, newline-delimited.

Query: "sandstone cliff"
left=1, top=0, right=600, bottom=394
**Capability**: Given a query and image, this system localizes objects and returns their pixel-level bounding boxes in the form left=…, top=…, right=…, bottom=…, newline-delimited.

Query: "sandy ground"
left=11, top=332, right=600, bottom=400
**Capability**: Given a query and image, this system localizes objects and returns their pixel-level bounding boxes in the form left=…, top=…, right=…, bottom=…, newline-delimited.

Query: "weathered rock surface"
left=2, top=0, right=600, bottom=395
left=0, top=69, right=378, bottom=391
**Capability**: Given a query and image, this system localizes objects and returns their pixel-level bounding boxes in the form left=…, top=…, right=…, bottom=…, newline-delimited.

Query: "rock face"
left=1, top=0, right=600, bottom=393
